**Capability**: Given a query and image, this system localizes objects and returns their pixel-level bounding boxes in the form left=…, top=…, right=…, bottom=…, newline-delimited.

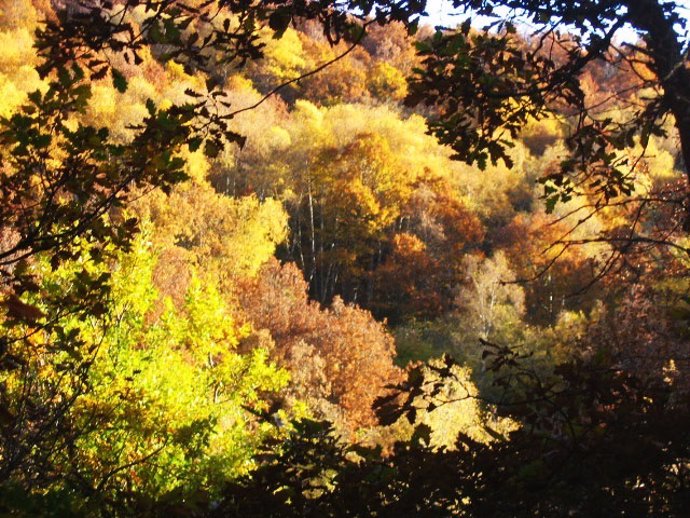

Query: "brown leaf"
left=3, top=294, right=46, bottom=323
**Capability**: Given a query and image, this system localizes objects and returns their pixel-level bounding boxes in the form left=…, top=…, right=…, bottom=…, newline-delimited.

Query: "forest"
left=1, top=0, right=689, bottom=516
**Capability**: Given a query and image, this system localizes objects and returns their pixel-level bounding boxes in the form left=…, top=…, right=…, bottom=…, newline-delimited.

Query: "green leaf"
left=188, top=137, right=203, bottom=152
left=411, top=423, right=432, bottom=446
left=112, top=68, right=128, bottom=93
left=269, top=9, right=291, bottom=38
left=204, top=140, right=220, bottom=158
left=145, top=99, right=156, bottom=115
left=545, top=195, right=557, bottom=214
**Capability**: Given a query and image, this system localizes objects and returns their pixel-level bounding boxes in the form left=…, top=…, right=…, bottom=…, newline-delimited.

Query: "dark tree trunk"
left=625, top=0, right=690, bottom=229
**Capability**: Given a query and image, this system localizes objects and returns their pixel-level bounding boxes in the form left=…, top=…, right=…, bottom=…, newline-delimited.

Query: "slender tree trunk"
left=307, top=187, right=317, bottom=288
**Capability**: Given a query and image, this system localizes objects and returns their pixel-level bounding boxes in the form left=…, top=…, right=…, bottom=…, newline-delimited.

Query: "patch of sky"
left=422, top=0, right=690, bottom=45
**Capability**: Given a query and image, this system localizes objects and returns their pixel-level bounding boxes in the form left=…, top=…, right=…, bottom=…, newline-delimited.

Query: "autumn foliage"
left=2, top=0, right=690, bottom=515
left=236, top=259, right=401, bottom=431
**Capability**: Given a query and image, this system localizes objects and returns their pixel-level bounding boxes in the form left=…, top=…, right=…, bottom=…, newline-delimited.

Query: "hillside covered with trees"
left=1, top=0, right=690, bottom=516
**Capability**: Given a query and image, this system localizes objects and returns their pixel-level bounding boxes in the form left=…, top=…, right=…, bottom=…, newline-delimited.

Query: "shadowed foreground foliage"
left=219, top=347, right=690, bottom=517
left=2, top=1, right=690, bottom=516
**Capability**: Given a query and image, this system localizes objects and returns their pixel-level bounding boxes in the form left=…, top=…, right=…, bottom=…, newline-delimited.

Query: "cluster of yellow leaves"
left=143, top=178, right=287, bottom=283
left=16, top=236, right=291, bottom=499
left=0, top=0, right=46, bottom=119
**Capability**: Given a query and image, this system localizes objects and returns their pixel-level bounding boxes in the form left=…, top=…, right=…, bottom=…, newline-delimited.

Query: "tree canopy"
left=2, top=0, right=690, bottom=516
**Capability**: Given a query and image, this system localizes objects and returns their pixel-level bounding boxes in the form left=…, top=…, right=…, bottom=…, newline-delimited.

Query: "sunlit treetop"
left=409, top=1, right=690, bottom=241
